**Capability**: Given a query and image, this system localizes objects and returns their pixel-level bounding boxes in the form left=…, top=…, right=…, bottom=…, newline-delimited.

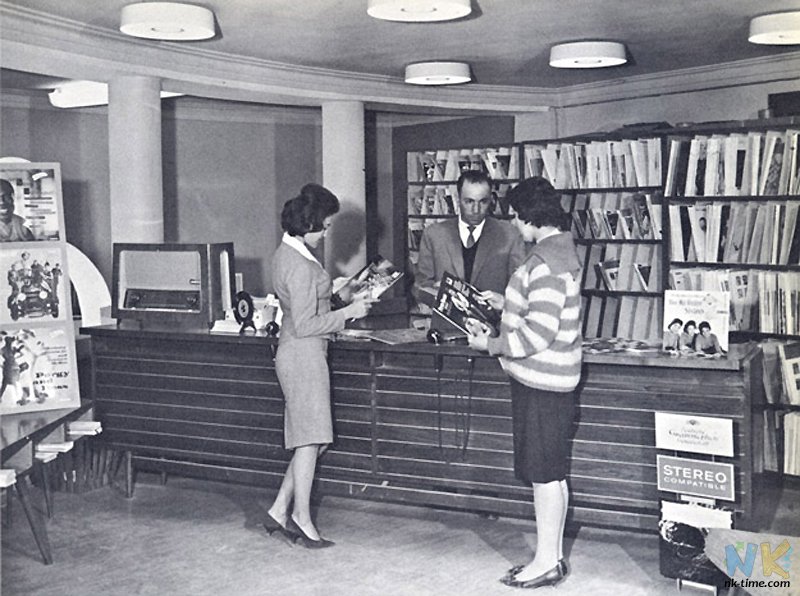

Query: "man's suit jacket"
left=415, top=217, right=526, bottom=298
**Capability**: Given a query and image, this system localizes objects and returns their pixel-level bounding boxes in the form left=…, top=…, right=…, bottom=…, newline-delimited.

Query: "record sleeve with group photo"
left=0, top=162, right=80, bottom=414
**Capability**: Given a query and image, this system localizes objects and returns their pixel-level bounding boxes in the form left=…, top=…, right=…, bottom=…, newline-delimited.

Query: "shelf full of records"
left=568, top=190, right=664, bottom=343
left=664, top=129, right=800, bottom=198
left=667, top=200, right=800, bottom=265
left=661, top=124, right=800, bottom=341
left=668, top=268, right=799, bottom=336
left=522, top=137, right=662, bottom=190
left=571, top=191, right=663, bottom=243
left=407, top=146, right=519, bottom=184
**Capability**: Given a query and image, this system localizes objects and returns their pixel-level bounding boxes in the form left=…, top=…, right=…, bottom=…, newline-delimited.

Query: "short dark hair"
left=668, top=318, right=683, bottom=328
left=507, top=176, right=569, bottom=230
left=456, top=170, right=492, bottom=195
left=684, top=320, right=696, bottom=331
left=698, top=321, right=711, bottom=332
left=281, top=183, right=340, bottom=236
left=0, top=179, right=13, bottom=195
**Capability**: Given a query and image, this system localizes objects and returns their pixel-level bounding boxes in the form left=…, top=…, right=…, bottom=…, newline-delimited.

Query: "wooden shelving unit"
left=660, top=120, right=800, bottom=479
left=520, top=136, right=666, bottom=342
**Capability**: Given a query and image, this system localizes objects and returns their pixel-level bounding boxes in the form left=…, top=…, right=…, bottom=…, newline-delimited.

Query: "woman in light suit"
left=264, top=184, right=373, bottom=548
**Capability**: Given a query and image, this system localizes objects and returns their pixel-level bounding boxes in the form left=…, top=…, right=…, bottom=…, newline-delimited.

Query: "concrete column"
left=108, top=75, right=164, bottom=244
left=321, top=101, right=366, bottom=276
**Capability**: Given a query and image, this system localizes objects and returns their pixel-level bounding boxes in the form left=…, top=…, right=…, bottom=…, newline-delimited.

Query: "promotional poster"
left=0, top=166, right=63, bottom=242
left=0, top=325, right=79, bottom=412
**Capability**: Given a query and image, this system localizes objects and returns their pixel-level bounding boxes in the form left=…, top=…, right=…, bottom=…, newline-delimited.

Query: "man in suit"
left=414, top=170, right=526, bottom=309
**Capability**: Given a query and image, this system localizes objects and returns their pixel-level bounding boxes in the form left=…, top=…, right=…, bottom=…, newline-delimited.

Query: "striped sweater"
left=486, top=232, right=582, bottom=392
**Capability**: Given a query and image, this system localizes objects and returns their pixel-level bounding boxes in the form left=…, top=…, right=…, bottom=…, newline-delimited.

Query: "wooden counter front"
left=81, top=326, right=763, bottom=531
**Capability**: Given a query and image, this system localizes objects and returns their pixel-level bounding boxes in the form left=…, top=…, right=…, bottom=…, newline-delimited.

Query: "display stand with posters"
left=0, top=163, right=80, bottom=414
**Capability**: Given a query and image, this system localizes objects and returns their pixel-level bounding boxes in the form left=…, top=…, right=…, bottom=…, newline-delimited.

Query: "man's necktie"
left=466, top=225, right=476, bottom=249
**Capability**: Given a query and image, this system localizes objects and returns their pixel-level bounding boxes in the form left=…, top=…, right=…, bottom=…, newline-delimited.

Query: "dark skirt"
left=510, top=378, right=576, bottom=484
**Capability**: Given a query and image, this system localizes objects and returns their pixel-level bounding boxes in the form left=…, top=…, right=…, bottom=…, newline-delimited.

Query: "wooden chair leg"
left=37, top=462, right=53, bottom=520
left=14, top=477, right=53, bottom=565
left=110, top=449, right=123, bottom=482
left=124, top=450, right=134, bottom=498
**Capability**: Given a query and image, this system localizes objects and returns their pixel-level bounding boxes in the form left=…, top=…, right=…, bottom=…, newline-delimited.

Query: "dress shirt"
left=458, top=218, right=485, bottom=247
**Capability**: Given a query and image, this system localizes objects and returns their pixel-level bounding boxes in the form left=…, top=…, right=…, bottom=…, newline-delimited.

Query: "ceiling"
left=2, top=0, right=800, bottom=91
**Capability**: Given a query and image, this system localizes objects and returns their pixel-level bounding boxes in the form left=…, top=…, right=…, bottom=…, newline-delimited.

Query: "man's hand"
left=476, top=290, right=504, bottom=310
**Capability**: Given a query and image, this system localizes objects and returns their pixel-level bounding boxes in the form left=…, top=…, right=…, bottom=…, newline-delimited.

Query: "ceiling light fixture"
left=404, top=61, right=471, bottom=85
left=48, top=81, right=183, bottom=109
left=549, top=41, right=627, bottom=69
left=120, top=2, right=215, bottom=41
left=367, top=0, right=470, bottom=23
left=749, top=12, right=800, bottom=45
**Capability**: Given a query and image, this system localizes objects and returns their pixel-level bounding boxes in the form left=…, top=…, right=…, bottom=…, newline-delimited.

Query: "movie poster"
left=0, top=325, right=79, bottom=413
left=0, top=246, right=67, bottom=325
left=0, top=165, right=63, bottom=242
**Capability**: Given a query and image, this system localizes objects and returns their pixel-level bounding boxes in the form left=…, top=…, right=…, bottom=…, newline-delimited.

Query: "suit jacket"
left=415, top=217, right=526, bottom=297
left=272, top=242, right=347, bottom=343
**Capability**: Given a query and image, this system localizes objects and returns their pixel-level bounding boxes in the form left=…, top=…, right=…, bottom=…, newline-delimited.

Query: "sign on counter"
left=655, top=412, right=734, bottom=457
left=657, top=455, right=735, bottom=501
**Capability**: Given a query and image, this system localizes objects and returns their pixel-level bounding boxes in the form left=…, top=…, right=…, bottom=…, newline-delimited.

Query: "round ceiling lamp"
left=405, top=62, right=471, bottom=85
left=749, top=12, right=800, bottom=45
left=120, top=2, right=215, bottom=41
left=549, top=41, right=627, bottom=69
left=367, top=0, right=471, bottom=23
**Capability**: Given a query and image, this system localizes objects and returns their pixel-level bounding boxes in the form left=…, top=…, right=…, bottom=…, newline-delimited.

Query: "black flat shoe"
left=504, top=559, right=568, bottom=582
left=287, top=516, right=335, bottom=549
left=500, top=562, right=567, bottom=589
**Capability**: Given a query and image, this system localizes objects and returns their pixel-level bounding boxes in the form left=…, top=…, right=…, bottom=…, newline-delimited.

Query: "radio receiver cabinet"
left=112, top=242, right=235, bottom=329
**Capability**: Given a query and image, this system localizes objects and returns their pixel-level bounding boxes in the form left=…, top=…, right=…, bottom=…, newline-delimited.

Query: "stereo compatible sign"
left=657, top=455, right=735, bottom=501
left=655, top=412, right=734, bottom=457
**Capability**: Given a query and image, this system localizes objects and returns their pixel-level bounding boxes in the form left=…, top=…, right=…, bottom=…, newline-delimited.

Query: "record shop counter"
left=81, top=326, right=764, bottom=532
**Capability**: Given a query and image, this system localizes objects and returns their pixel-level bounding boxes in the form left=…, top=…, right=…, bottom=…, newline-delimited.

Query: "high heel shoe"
left=500, top=561, right=567, bottom=589
left=262, top=512, right=298, bottom=545
left=286, top=516, right=335, bottom=549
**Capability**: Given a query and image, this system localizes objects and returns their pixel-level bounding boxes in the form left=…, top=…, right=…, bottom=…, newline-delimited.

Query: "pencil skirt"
left=275, top=338, right=333, bottom=450
left=510, top=378, right=576, bottom=484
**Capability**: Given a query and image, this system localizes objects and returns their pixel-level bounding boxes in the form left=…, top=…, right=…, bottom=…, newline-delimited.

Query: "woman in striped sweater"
left=466, top=176, right=582, bottom=590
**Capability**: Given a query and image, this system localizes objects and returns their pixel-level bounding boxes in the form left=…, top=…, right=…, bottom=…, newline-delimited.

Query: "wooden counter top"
left=81, top=324, right=758, bottom=371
